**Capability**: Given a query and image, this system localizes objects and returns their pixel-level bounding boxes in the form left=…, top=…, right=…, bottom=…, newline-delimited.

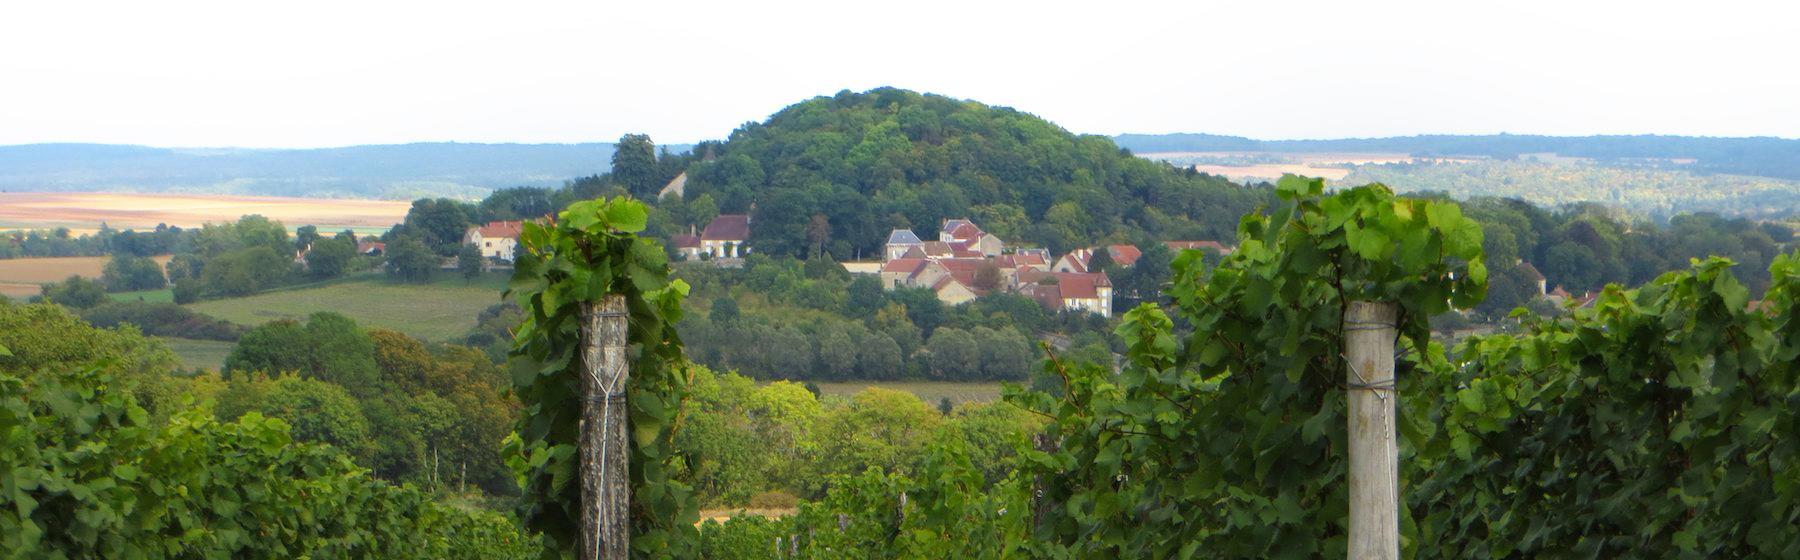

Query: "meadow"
left=0, top=255, right=173, bottom=299
left=186, top=271, right=510, bottom=342
left=158, top=337, right=235, bottom=371
left=807, top=380, right=1005, bottom=404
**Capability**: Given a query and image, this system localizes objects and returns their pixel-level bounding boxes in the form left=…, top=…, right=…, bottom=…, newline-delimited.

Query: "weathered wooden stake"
left=1345, top=301, right=1398, bottom=559
left=580, top=295, right=630, bottom=560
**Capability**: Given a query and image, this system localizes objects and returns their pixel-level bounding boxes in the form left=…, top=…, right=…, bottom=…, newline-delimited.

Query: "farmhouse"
left=465, top=221, right=524, bottom=261
left=1019, top=269, right=1114, bottom=318
left=356, top=240, right=385, bottom=256
left=700, top=214, right=751, bottom=259
left=1053, top=245, right=1142, bottom=273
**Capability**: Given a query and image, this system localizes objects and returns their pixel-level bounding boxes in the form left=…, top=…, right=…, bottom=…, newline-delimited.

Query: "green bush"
left=0, top=366, right=538, bottom=558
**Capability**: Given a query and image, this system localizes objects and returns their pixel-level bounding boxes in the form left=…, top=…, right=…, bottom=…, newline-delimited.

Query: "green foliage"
left=385, top=236, right=439, bottom=283
left=225, top=312, right=380, bottom=395
left=459, top=243, right=486, bottom=282
left=36, top=275, right=107, bottom=309
left=0, top=366, right=535, bottom=558
left=503, top=196, right=700, bottom=557
left=1407, top=255, right=1800, bottom=557
left=1008, top=177, right=1486, bottom=557
left=82, top=301, right=246, bottom=341
left=614, top=134, right=663, bottom=198
left=305, top=235, right=357, bottom=279
left=102, top=253, right=168, bottom=291
left=681, top=87, right=1268, bottom=258
left=403, top=198, right=478, bottom=255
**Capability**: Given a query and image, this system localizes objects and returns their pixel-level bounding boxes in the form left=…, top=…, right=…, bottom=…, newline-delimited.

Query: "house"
left=466, top=221, right=524, bottom=261
left=940, top=219, right=1003, bottom=256
left=885, top=229, right=924, bottom=260
left=672, top=225, right=702, bottom=260
left=878, top=257, right=986, bottom=305
left=700, top=214, right=751, bottom=259
left=658, top=171, right=688, bottom=200
left=1053, top=245, right=1139, bottom=273
left=1164, top=240, right=1234, bottom=255
left=1517, top=261, right=1548, bottom=296
left=1019, top=270, right=1115, bottom=318
left=356, top=241, right=386, bottom=256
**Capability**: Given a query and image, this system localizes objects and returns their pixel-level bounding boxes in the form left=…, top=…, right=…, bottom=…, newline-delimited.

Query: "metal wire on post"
left=581, top=298, right=631, bottom=560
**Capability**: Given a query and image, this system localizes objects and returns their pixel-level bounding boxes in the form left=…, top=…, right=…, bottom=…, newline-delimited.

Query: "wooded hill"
left=665, top=88, right=1271, bottom=258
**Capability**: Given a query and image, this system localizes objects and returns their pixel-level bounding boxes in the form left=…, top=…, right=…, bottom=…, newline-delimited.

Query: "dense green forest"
left=666, top=88, right=1269, bottom=257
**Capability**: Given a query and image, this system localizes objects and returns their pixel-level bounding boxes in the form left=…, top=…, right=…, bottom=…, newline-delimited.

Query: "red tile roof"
left=949, top=223, right=984, bottom=240
left=671, top=234, right=700, bottom=249
left=702, top=214, right=750, bottom=241
left=476, top=221, right=524, bottom=239
left=1019, top=270, right=1110, bottom=301
left=881, top=258, right=928, bottom=274
left=1105, top=245, right=1142, bottom=267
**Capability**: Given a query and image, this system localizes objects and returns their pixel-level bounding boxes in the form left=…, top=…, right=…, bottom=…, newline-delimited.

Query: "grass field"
left=0, top=255, right=174, bottom=299
left=186, top=272, right=510, bottom=341
left=807, top=381, right=1006, bottom=404
left=110, top=288, right=176, bottom=303
left=158, top=337, right=235, bottom=371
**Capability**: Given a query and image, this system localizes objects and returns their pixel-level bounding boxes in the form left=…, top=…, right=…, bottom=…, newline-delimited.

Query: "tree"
left=457, top=244, right=484, bottom=282
left=613, top=133, right=660, bottom=197
left=1086, top=246, right=1114, bottom=275
left=401, top=199, right=474, bottom=255
left=710, top=296, right=740, bottom=324
left=101, top=254, right=166, bottom=292
left=974, top=261, right=1002, bottom=292
left=813, top=328, right=857, bottom=380
left=926, top=327, right=980, bottom=380
left=295, top=225, right=321, bottom=250
left=38, top=275, right=107, bottom=309
left=201, top=246, right=291, bottom=296
left=856, top=332, right=904, bottom=379
left=384, top=237, right=436, bottom=283
left=305, top=236, right=355, bottom=279
left=845, top=275, right=886, bottom=318
left=164, top=253, right=204, bottom=284
left=806, top=214, right=833, bottom=258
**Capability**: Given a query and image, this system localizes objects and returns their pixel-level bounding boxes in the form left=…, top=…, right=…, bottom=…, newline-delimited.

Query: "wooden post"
left=1345, top=301, right=1398, bottom=559
left=580, top=295, right=630, bottom=560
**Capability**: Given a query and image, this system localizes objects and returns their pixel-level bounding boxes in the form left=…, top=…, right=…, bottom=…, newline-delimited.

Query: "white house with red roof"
left=1018, top=269, right=1114, bottom=318
left=700, top=214, right=751, bottom=259
left=465, top=221, right=524, bottom=261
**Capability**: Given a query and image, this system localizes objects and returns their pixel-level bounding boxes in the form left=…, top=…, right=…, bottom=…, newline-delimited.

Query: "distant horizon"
left=4, top=2, right=1795, bottom=148
left=5, top=130, right=1797, bottom=152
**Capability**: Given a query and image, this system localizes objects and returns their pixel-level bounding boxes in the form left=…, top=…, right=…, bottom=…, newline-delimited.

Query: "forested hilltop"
left=654, top=88, right=1270, bottom=257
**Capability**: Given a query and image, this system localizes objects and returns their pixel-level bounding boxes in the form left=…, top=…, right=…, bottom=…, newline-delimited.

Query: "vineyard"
left=3, top=183, right=1796, bottom=558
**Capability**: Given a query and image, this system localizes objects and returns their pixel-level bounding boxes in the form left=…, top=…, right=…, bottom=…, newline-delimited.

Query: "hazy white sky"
left=1, top=0, right=1795, bottom=148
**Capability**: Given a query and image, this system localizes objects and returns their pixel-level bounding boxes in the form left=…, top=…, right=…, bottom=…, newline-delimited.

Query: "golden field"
left=0, top=192, right=412, bottom=234
left=0, top=255, right=175, bottom=299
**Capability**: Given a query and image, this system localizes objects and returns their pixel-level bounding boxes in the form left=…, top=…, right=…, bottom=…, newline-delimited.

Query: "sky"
left=1, top=0, right=1796, bottom=148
